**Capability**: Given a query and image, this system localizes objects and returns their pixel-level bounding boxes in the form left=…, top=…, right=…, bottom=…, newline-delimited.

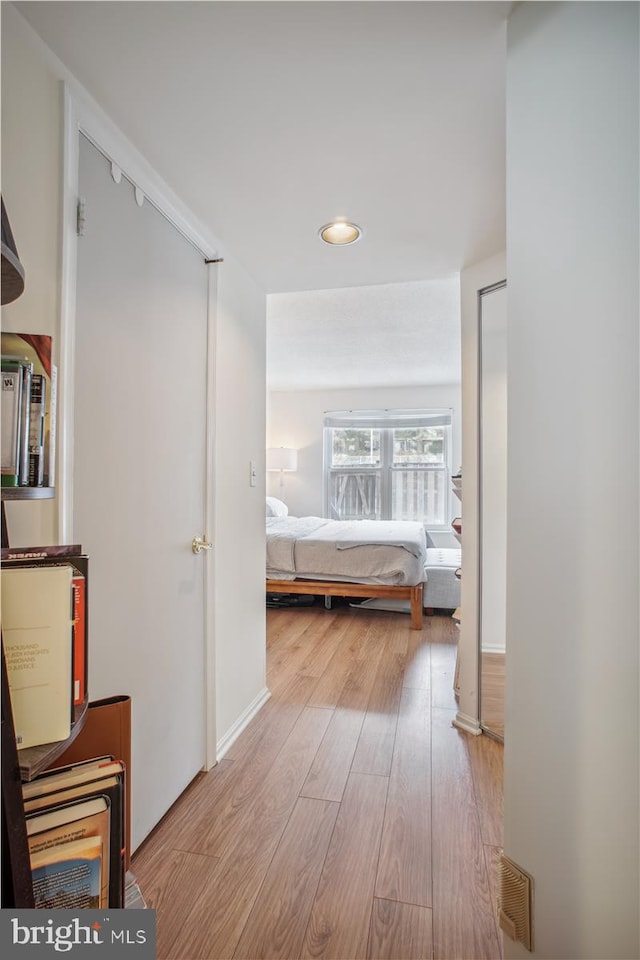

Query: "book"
left=52, top=696, right=132, bottom=871
left=17, top=358, right=33, bottom=485
left=1, top=360, right=23, bottom=486
left=72, top=570, right=86, bottom=706
left=27, top=794, right=111, bottom=908
left=28, top=373, right=46, bottom=485
left=23, top=772, right=121, bottom=813
left=2, top=543, right=83, bottom=561
left=22, top=757, right=123, bottom=802
left=1, top=333, right=56, bottom=486
left=1, top=355, right=34, bottom=486
left=30, top=834, right=103, bottom=909
left=1, top=564, right=74, bottom=749
left=3, top=550, right=89, bottom=717
left=23, top=763, right=126, bottom=908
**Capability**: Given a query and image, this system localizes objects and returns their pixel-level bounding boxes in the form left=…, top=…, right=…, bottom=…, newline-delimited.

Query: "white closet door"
left=75, top=134, right=208, bottom=849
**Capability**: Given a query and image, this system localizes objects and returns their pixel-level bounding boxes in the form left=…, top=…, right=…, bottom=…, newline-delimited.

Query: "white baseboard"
left=452, top=711, right=482, bottom=736
left=481, top=644, right=507, bottom=654
left=216, top=686, right=272, bottom=761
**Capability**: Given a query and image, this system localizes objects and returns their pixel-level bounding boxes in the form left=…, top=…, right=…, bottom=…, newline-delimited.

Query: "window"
left=324, top=410, right=452, bottom=528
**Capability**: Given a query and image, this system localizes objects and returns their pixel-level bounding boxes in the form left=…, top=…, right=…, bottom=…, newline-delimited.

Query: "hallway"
left=132, top=604, right=503, bottom=959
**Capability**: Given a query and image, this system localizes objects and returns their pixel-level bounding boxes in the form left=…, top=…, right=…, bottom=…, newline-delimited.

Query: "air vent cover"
left=499, top=853, right=533, bottom=951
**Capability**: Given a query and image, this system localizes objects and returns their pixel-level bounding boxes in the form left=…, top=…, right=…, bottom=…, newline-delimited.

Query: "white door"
left=74, top=134, right=208, bottom=849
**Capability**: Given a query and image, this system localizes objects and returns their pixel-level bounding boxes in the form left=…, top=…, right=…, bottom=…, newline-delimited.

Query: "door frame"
left=59, top=82, right=221, bottom=769
left=477, top=279, right=507, bottom=741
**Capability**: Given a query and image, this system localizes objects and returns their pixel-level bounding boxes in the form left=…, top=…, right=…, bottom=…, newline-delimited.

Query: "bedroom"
left=1, top=3, right=637, bottom=959
left=265, top=277, right=464, bottom=631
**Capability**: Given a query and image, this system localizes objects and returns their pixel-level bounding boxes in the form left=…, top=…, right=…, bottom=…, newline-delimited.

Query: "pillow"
left=266, top=497, right=289, bottom=518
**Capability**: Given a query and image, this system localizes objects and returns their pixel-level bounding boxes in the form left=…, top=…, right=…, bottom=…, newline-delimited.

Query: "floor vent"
left=499, top=853, right=533, bottom=951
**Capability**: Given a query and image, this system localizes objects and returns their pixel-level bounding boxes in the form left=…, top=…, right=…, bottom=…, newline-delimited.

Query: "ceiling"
left=15, top=1, right=508, bottom=297
left=13, top=1, right=508, bottom=390
left=267, top=277, right=460, bottom=390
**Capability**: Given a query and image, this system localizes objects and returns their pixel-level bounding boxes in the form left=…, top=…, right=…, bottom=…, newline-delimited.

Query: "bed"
left=265, top=504, right=428, bottom=630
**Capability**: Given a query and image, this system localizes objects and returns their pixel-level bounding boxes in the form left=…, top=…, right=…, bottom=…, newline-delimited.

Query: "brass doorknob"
left=192, top=536, right=213, bottom=555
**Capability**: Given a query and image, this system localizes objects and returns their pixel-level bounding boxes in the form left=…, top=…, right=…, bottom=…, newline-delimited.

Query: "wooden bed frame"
left=266, top=578, right=424, bottom=630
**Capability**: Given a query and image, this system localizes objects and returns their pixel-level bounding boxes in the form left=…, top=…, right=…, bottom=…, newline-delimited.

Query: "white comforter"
left=266, top=516, right=427, bottom=586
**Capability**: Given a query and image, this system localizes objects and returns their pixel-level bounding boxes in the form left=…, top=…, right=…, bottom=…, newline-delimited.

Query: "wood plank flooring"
left=480, top=652, right=505, bottom=740
left=132, top=602, right=504, bottom=960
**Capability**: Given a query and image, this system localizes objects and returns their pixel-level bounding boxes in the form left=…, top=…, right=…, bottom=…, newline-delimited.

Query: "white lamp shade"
left=267, top=447, right=297, bottom=472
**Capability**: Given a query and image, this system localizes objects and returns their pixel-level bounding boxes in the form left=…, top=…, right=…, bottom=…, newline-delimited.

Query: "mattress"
left=266, top=516, right=427, bottom=586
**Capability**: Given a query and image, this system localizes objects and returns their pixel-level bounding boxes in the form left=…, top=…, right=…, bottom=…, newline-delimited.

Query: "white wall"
left=1, top=5, right=61, bottom=545
left=214, top=254, right=267, bottom=747
left=2, top=5, right=268, bottom=784
left=267, top=384, right=461, bottom=546
left=456, top=251, right=506, bottom=735
left=505, top=4, right=638, bottom=958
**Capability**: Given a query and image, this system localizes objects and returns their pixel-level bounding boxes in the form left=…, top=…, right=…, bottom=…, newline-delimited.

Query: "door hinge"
left=77, top=197, right=87, bottom=236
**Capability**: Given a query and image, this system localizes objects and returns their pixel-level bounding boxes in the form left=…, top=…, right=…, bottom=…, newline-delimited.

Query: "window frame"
left=323, top=409, right=452, bottom=531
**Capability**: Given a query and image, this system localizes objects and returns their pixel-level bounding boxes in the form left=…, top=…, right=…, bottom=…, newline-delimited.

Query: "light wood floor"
left=480, top=652, right=505, bottom=741
left=132, top=603, right=504, bottom=960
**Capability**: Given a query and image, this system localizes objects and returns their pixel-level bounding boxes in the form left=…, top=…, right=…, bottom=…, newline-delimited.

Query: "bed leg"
left=410, top=585, right=423, bottom=630
left=324, top=595, right=332, bottom=610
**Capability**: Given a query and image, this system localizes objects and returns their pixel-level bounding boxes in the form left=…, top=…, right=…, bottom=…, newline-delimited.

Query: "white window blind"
left=323, top=411, right=452, bottom=429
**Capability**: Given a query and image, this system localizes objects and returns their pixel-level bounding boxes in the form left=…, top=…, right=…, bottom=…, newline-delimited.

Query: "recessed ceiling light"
left=318, top=221, right=362, bottom=245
